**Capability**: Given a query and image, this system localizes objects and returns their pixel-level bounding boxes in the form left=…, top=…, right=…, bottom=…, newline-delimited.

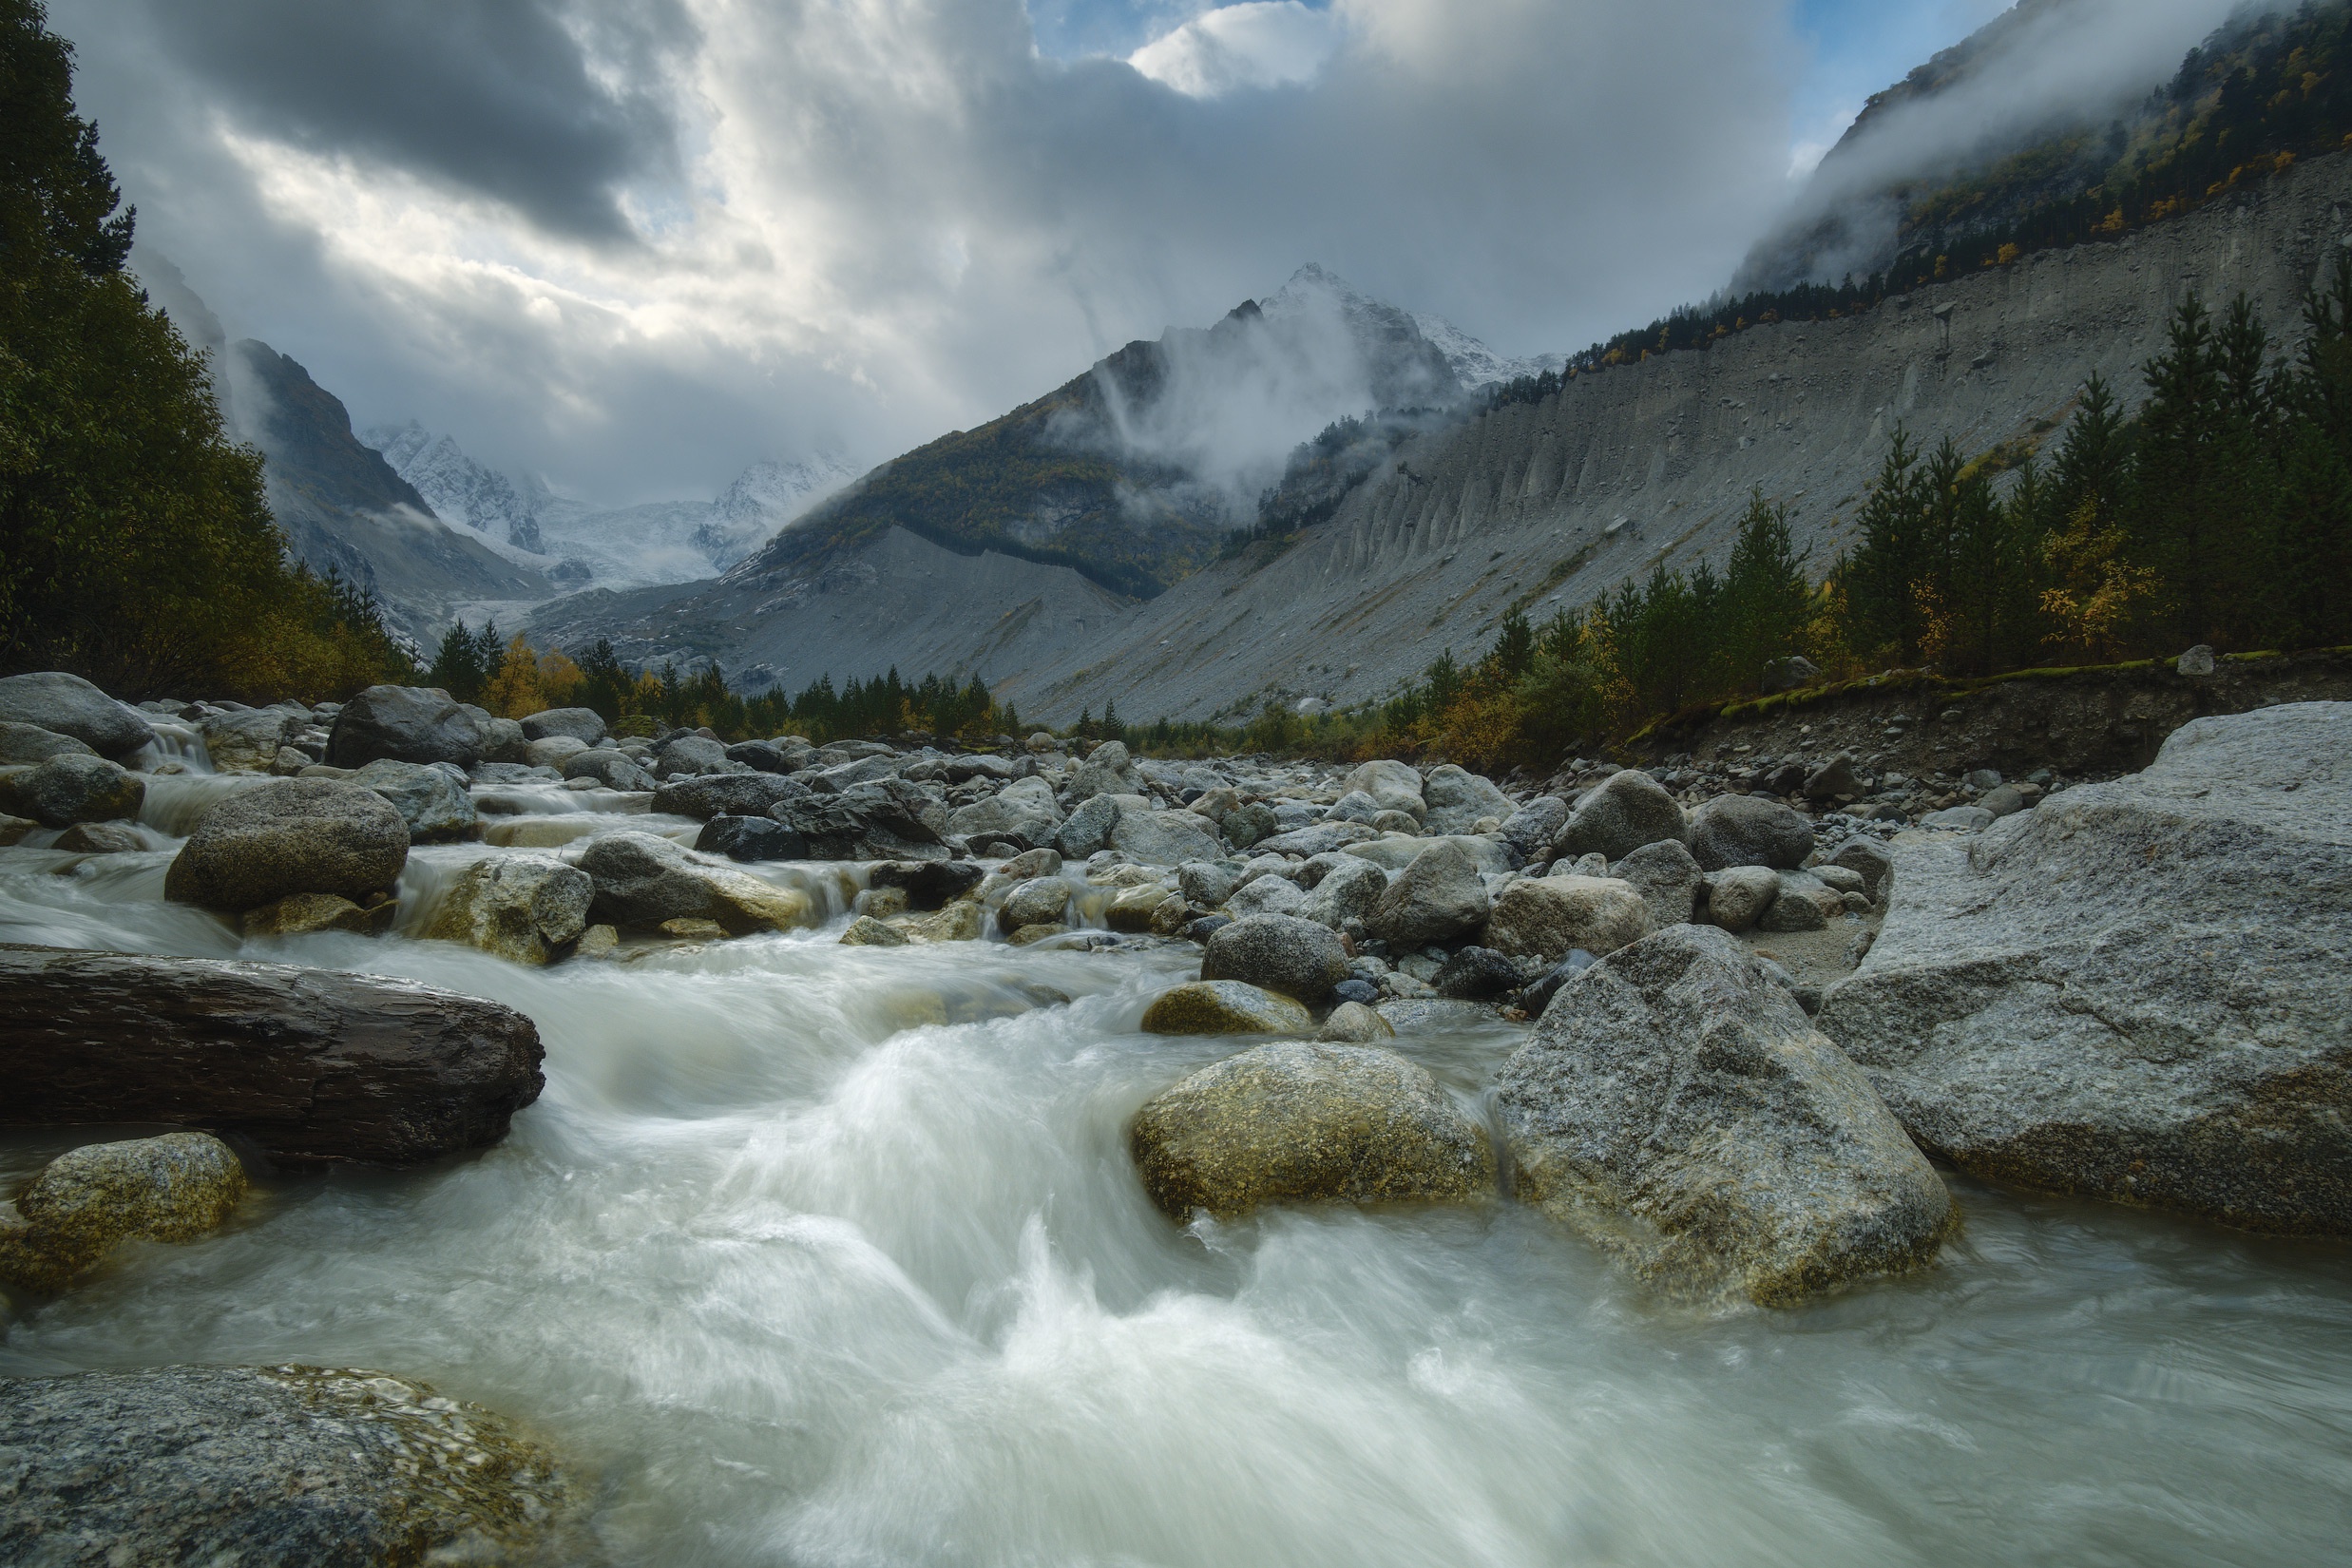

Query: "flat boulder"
left=0, top=1131, right=247, bottom=1293
left=3, top=754, right=143, bottom=827
left=1420, top=764, right=1512, bottom=834
left=347, top=758, right=477, bottom=842
left=1202, top=912, right=1350, bottom=1003
left=0, top=945, right=543, bottom=1164
left=0, top=671, right=150, bottom=757
left=947, top=775, right=1062, bottom=847
left=1497, top=925, right=1954, bottom=1305
left=1140, top=980, right=1314, bottom=1035
left=520, top=706, right=605, bottom=745
left=1687, top=793, right=1816, bottom=870
left=1130, top=1042, right=1494, bottom=1219
left=697, top=814, right=810, bottom=862
left=1482, top=874, right=1653, bottom=962
left=577, top=831, right=813, bottom=934
left=0, top=1366, right=583, bottom=1565
left=1554, top=769, right=1687, bottom=863
left=1249, top=820, right=1377, bottom=858
left=325, top=685, right=483, bottom=769
left=424, top=855, right=593, bottom=965
left=869, top=859, right=986, bottom=910
left=1366, top=838, right=1489, bottom=947
left=654, top=771, right=812, bottom=821
left=165, top=780, right=409, bottom=912
left=563, top=748, right=659, bottom=792
left=1817, top=701, right=2352, bottom=1235
left=1111, top=807, right=1224, bottom=866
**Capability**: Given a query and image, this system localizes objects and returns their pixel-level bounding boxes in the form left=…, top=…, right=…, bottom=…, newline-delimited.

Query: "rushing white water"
left=4, top=807, right=2350, bottom=1566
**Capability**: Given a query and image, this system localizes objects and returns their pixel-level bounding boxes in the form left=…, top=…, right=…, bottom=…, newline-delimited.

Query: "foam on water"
left=3, top=814, right=2349, bottom=1566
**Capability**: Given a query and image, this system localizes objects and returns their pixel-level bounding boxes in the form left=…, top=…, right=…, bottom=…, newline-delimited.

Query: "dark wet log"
left=0, top=944, right=543, bottom=1166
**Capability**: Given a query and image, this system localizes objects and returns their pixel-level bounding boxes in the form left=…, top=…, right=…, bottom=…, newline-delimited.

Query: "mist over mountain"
left=364, top=422, right=547, bottom=554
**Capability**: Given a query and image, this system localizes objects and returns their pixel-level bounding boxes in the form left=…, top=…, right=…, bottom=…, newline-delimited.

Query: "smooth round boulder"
left=347, top=758, right=476, bottom=842
left=1706, top=865, right=1782, bottom=932
left=1483, top=875, right=1654, bottom=963
left=1365, top=839, right=1489, bottom=947
left=1201, top=912, right=1351, bottom=1003
left=0, top=671, right=151, bottom=757
left=1687, top=794, right=1816, bottom=870
left=1129, top=1042, right=1495, bottom=1219
left=1554, top=770, right=1687, bottom=863
left=564, top=747, right=659, bottom=791
left=520, top=706, right=605, bottom=745
left=998, top=876, right=1073, bottom=933
left=164, top=780, right=410, bottom=911
left=6, top=754, right=143, bottom=827
left=0, top=1132, right=246, bottom=1292
left=325, top=685, right=483, bottom=769
left=1140, top=980, right=1313, bottom=1035
left=424, top=855, right=593, bottom=965
left=525, top=734, right=590, bottom=770
left=1316, top=1001, right=1395, bottom=1042
left=0, top=720, right=95, bottom=765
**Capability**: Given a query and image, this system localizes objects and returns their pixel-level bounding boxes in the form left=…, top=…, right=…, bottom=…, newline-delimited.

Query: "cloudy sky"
left=47, top=0, right=2237, bottom=507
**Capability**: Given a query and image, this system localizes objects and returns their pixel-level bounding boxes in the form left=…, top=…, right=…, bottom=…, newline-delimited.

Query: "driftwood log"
left=0, top=944, right=543, bottom=1165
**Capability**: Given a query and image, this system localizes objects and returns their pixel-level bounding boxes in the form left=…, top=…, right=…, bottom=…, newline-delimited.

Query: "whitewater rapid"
left=2, top=788, right=2347, bottom=1566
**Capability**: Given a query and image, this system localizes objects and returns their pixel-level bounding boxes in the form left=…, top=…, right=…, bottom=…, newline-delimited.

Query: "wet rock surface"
left=1201, top=913, right=1350, bottom=1003
left=0, top=671, right=151, bottom=757
left=426, top=856, right=595, bottom=966
left=0, top=945, right=544, bottom=1165
left=164, top=780, right=410, bottom=912
left=0, top=1365, right=583, bottom=1566
left=0, top=1132, right=247, bottom=1293
left=579, top=831, right=813, bottom=934
left=1139, top=980, right=1314, bottom=1036
left=326, top=684, right=484, bottom=769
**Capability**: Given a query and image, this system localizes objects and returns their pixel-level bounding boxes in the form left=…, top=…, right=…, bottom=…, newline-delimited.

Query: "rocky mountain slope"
left=364, top=422, right=547, bottom=553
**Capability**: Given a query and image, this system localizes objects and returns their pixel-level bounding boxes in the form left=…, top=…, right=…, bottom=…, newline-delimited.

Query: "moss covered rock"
left=0, top=1132, right=247, bottom=1292
left=1139, top=980, right=1313, bottom=1036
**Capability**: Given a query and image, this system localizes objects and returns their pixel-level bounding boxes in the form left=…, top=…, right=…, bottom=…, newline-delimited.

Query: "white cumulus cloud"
left=1128, top=2, right=1341, bottom=98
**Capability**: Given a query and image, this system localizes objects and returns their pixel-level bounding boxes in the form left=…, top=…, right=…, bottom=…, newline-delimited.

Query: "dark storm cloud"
left=126, top=0, right=694, bottom=240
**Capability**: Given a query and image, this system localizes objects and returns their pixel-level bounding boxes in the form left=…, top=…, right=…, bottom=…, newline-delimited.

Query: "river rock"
left=1613, top=838, right=1704, bottom=927
left=1112, top=807, right=1224, bottom=866
left=525, top=734, right=590, bottom=770
left=1826, top=837, right=1894, bottom=901
left=870, top=859, right=986, bottom=909
left=521, top=706, right=605, bottom=745
left=1341, top=759, right=1426, bottom=820
left=1420, top=764, right=1512, bottom=834
left=0, top=1132, right=246, bottom=1292
left=1140, top=979, right=1314, bottom=1035
left=0, top=945, right=543, bottom=1163
left=199, top=706, right=306, bottom=774
left=1316, top=1001, right=1395, bottom=1042
left=1221, top=801, right=1279, bottom=849
left=347, top=758, right=476, bottom=843
left=727, top=737, right=805, bottom=774
left=1705, top=864, right=1782, bottom=932
left=53, top=819, right=147, bottom=854
left=1554, top=770, right=1686, bottom=863
left=1483, top=874, right=1653, bottom=962
left=425, top=855, right=593, bottom=965
left=1496, top=925, right=1954, bottom=1305
left=165, top=780, right=409, bottom=912
left=0, top=671, right=150, bottom=757
left=1296, top=856, right=1387, bottom=930
left=1177, top=860, right=1244, bottom=908
left=1224, top=874, right=1307, bottom=918
left=4, top=754, right=143, bottom=827
left=1054, top=793, right=1121, bottom=858
left=1071, top=739, right=1144, bottom=802
left=1755, top=870, right=1841, bottom=932
left=0, top=720, right=94, bottom=765
left=1500, top=795, right=1569, bottom=863
left=1202, top=912, right=1350, bottom=1003
left=325, top=685, right=483, bottom=769
left=1251, top=821, right=1379, bottom=858
left=1687, top=794, right=1815, bottom=870
left=577, top=831, right=813, bottom=934
left=772, top=786, right=947, bottom=861
left=1130, top=1042, right=1494, bottom=1219
left=0, top=1366, right=583, bottom=1564
left=655, top=771, right=811, bottom=821
left=563, top=747, right=659, bottom=791
left=241, top=891, right=393, bottom=938
left=1816, top=701, right=2352, bottom=1234
left=1431, top=945, right=1523, bottom=1001
left=948, top=775, right=1062, bottom=847
left=1107, top=882, right=1178, bottom=931
left=1366, top=838, right=1489, bottom=947
left=697, top=814, right=810, bottom=862
left=841, top=914, right=911, bottom=947
left=997, top=876, right=1072, bottom=932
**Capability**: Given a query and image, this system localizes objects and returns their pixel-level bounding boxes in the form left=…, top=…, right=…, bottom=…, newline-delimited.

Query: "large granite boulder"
left=1130, top=1042, right=1494, bottom=1219
left=1553, top=769, right=1687, bottom=863
left=1296, top=857, right=1387, bottom=930
left=423, top=855, right=593, bottom=965
left=1365, top=838, right=1489, bottom=947
left=0, top=1132, right=246, bottom=1292
left=199, top=706, right=307, bottom=774
left=563, top=747, right=659, bottom=791
left=653, top=734, right=734, bottom=778
left=1498, top=925, right=1953, bottom=1305
left=1201, top=912, right=1350, bottom=1003
left=0, top=1367, right=583, bottom=1565
left=1340, top=759, right=1426, bottom=821
left=1252, top=820, right=1378, bottom=858
left=1111, top=807, right=1224, bottom=866
left=3, top=753, right=143, bottom=827
left=0, top=671, right=151, bottom=757
left=347, top=759, right=476, bottom=843
left=1499, top=795, right=1569, bottom=864
left=0, top=945, right=544, bottom=1164
left=520, top=706, right=606, bottom=745
left=1054, top=793, right=1121, bottom=858
left=654, top=771, right=812, bottom=821
left=165, top=780, right=409, bottom=912
left=1688, top=794, right=1816, bottom=870
left=577, top=831, right=813, bottom=933
left=1139, top=980, right=1314, bottom=1035
left=696, top=814, right=808, bottom=862
left=0, top=720, right=93, bottom=765
left=1817, top=701, right=2352, bottom=1235
left=1482, top=874, right=1653, bottom=963
left=1420, top=764, right=1512, bottom=834
left=869, top=859, right=987, bottom=910
left=325, top=685, right=483, bottom=769
left=1070, top=739, right=1145, bottom=802
left=1613, top=838, right=1705, bottom=928
left=947, top=775, right=1062, bottom=847
left=772, top=786, right=947, bottom=861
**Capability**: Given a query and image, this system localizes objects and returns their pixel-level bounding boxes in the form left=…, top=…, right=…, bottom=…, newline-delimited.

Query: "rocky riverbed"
left=2, top=671, right=2348, bottom=1566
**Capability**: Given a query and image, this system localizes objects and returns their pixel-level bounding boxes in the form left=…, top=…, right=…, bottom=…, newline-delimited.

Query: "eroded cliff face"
left=996, top=150, right=2352, bottom=724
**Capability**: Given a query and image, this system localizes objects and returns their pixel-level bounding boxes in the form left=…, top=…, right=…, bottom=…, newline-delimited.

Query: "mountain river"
left=2, top=762, right=2348, bottom=1566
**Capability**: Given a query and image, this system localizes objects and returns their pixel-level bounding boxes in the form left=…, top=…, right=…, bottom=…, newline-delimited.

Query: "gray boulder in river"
left=0, top=753, right=143, bottom=827
left=0, top=670, right=152, bottom=757
left=0, top=1366, right=583, bottom=1565
left=1130, top=1042, right=1495, bottom=1219
left=164, top=779, right=409, bottom=912
left=1552, top=769, right=1686, bottom=863
left=1817, top=701, right=2352, bottom=1235
left=424, top=855, right=593, bottom=966
left=326, top=683, right=484, bottom=769
left=0, top=945, right=543, bottom=1164
left=1496, top=925, right=1954, bottom=1306
left=0, top=1131, right=246, bottom=1293
left=1201, top=912, right=1350, bottom=1004
left=347, top=758, right=478, bottom=842
left=577, top=831, right=813, bottom=933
